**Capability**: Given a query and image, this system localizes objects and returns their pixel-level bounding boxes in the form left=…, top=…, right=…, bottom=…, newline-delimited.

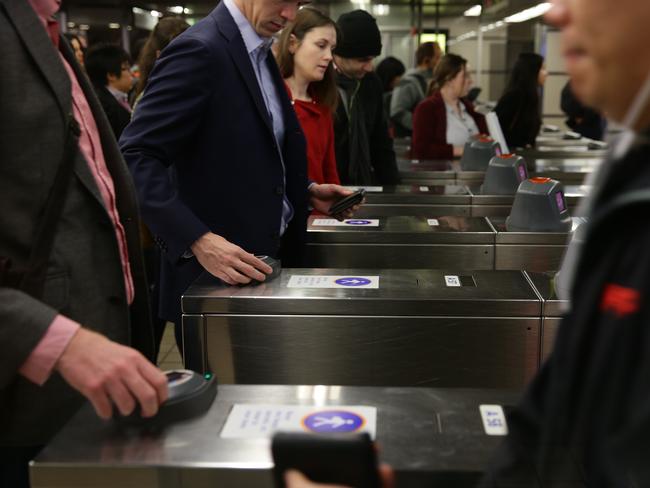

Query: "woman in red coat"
left=276, top=8, right=340, bottom=185
left=412, top=54, right=488, bottom=160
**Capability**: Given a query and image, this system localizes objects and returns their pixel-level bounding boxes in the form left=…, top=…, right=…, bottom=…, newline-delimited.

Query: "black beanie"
left=334, top=10, right=382, bottom=58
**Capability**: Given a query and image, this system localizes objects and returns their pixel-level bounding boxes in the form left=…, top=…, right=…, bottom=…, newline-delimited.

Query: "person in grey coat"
left=390, top=41, right=441, bottom=137
left=0, top=1, right=167, bottom=486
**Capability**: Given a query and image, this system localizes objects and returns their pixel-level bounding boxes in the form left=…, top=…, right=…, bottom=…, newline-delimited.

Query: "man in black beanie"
left=333, top=10, right=400, bottom=186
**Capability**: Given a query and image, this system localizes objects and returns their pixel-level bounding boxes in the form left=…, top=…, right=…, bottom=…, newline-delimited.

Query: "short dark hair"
left=84, top=43, right=130, bottom=87
left=415, top=41, right=439, bottom=66
left=375, top=56, right=406, bottom=92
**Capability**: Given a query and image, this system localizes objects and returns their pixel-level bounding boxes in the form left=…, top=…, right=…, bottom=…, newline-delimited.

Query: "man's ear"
left=106, top=72, right=118, bottom=85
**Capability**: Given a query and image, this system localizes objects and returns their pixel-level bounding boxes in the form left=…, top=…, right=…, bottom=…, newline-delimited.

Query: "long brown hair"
left=427, top=53, right=467, bottom=96
left=135, top=16, right=189, bottom=97
left=276, top=8, right=339, bottom=112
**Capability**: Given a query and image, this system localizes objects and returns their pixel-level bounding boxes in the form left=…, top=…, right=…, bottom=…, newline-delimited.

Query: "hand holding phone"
left=272, top=432, right=380, bottom=488
left=328, top=189, right=366, bottom=218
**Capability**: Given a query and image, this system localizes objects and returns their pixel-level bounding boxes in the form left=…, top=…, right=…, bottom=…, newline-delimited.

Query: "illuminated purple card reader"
left=480, top=154, right=528, bottom=195
left=506, top=177, right=572, bottom=232
left=460, top=135, right=501, bottom=171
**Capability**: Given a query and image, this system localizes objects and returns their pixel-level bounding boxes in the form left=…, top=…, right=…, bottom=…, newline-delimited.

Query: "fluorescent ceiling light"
left=150, top=10, right=163, bottom=18
left=372, top=4, right=390, bottom=16
left=108, top=23, right=120, bottom=29
left=168, top=6, right=184, bottom=14
left=505, top=2, right=551, bottom=23
left=464, top=5, right=482, bottom=17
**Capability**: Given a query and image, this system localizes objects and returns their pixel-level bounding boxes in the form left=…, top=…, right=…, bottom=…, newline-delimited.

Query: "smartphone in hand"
left=272, top=432, right=380, bottom=488
left=329, top=189, right=366, bottom=217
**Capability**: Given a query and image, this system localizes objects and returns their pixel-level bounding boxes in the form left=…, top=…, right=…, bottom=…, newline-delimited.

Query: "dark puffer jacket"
left=481, top=129, right=650, bottom=487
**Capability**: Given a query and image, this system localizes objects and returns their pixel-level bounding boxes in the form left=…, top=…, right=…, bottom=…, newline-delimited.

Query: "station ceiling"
left=61, top=0, right=511, bottom=18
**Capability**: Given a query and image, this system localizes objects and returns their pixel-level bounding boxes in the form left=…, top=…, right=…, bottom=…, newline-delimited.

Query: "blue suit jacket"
left=120, top=3, right=309, bottom=322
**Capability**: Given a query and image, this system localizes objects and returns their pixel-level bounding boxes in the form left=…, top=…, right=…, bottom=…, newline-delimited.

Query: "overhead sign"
left=419, top=186, right=430, bottom=192
left=221, top=404, right=377, bottom=439
left=428, top=219, right=440, bottom=226
left=312, top=219, right=380, bottom=227
left=288, top=275, right=379, bottom=289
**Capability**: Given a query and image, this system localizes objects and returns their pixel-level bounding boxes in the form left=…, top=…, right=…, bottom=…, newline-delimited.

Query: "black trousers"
left=0, top=446, right=43, bottom=488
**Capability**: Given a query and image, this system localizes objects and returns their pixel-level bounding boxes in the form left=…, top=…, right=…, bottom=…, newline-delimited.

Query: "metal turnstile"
left=525, top=271, right=568, bottom=362
left=520, top=141, right=608, bottom=157
left=468, top=185, right=590, bottom=217
left=398, top=157, right=603, bottom=187
left=348, top=185, right=473, bottom=217
left=182, top=269, right=541, bottom=387
left=338, top=184, right=586, bottom=218
left=489, top=217, right=585, bottom=272
left=529, top=158, right=602, bottom=184
left=305, top=215, right=495, bottom=269
left=398, top=159, right=458, bottom=185
left=31, top=385, right=522, bottom=488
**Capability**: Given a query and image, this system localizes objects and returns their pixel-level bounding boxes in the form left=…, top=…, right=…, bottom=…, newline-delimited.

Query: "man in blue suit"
left=120, top=0, right=353, bottom=367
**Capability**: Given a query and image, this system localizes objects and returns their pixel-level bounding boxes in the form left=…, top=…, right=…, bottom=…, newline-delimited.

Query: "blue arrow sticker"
left=335, top=277, right=372, bottom=287
left=302, top=410, right=365, bottom=433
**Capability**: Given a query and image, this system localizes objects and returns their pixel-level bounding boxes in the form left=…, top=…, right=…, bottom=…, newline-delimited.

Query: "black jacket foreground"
left=480, top=129, right=650, bottom=487
left=334, top=72, right=400, bottom=185
left=495, top=88, right=541, bottom=149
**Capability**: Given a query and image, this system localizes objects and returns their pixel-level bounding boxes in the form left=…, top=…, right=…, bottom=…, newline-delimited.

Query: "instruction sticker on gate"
left=221, top=404, right=377, bottom=439
left=287, top=275, right=379, bottom=289
left=444, top=275, right=461, bottom=287
left=312, top=219, right=380, bottom=227
left=427, top=219, right=440, bottom=226
left=479, top=405, right=508, bottom=436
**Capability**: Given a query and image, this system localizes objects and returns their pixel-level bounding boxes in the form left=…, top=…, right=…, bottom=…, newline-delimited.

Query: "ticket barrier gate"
left=518, top=144, right=607, bottom=161
left=469, top=185, right=588, bottom=217
left=487, top=217, right=583, bottom=273
left=31, top=386, right=522, bottom=488
left=305, top=215, right=495, bottom=269
left=398, top=157, right=602, bottom=187
left=525, top=271, right=568, bottom=362
left=535, top=135, right=606, bottom=148
left=181, top=269, right=541, bottom=388
left=304, top=215, right=582, bottom=272
left=344, top=184, right=587, bottom=218
left=349, top=184, right=473, bottom=217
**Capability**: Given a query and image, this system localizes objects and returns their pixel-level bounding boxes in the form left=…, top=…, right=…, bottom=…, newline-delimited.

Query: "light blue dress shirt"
left=224, top=0, right=293, bottom=235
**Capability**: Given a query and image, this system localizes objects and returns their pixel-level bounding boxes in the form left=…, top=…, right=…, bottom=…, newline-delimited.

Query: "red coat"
left=411, top=91, right=488, bottom=160
left=286, top=85, right=340, bottom=185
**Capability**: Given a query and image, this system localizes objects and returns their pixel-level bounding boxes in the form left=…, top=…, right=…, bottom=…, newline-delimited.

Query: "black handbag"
left=0, top=115, right=80, bottom=299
